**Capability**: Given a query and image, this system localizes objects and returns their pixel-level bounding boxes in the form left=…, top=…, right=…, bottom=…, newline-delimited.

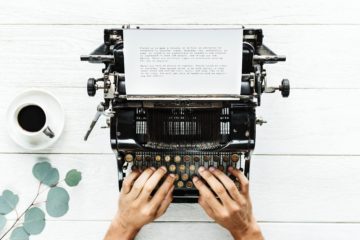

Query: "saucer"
left=6, top=89, right=65, bottom=150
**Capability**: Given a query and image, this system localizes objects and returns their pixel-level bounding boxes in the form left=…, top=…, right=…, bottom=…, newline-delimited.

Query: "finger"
left=197, top=167, right=232, bottom=205
left=228, top=167, right=249, bottom=196
left=155, top=185, right=174, bottom=218
left=139, top=166, right=168, bottom=200
left=198, top=196, right=216, bottom=219
left=192, top=176, right=223, bottom=210
left=209, top=167, right=242, bottom=202
left=129, top=167, right=156, bottom=199
left=149, top=173, right=176, bottom=209
left=121, top=170, right=141, bottom=195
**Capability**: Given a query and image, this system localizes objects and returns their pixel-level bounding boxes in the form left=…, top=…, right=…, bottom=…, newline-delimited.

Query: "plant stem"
left=0, top=182, right=42, bottom=240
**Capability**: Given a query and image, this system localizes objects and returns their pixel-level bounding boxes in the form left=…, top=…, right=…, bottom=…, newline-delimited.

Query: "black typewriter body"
left=82, top=25, right=289, bottom=203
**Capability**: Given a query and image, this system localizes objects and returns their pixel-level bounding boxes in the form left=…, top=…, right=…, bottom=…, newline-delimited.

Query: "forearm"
left=104, top=217, right=140, bottom=240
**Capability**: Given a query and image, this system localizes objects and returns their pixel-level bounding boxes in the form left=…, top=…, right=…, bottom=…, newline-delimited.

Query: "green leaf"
left=10, top=227, right=29, bottom=240
left=32, top=162, right=59, bottom=186
left=23, top=207, right=45, bottom=235
left=65, top=169, right=82, bottom=187
left=46, top=187, right=69, bottom=217
left=0, top=190, right=19, bottom=215
left=0, top=214, right=6, bottom=232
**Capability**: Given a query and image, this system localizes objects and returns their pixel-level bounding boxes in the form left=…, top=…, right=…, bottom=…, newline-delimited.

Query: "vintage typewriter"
left=81, top=25, right=289, bottom=202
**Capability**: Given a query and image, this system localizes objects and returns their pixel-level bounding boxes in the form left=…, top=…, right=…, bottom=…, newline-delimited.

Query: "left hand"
left=104, top=167, right=175, bottom=240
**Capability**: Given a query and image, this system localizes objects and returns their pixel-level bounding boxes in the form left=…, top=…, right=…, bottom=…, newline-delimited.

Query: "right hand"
left=193, top=166, right=264, bottom=240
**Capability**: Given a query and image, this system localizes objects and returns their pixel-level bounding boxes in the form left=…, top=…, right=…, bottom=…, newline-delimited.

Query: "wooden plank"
left=250, top=155, right=360, bottom=222
left=0, top=154, right=360, bottom=222
left=0, top=87, right=359, bottom=155
left=2, top=221, right=360, bottom=240
left=0, top=0, right=359, bottom=24
left=1, top=25, right=360, bottom=89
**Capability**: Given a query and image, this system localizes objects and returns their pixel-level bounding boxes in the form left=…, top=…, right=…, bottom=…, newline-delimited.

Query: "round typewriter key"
left=145, top=156, right=152, bottom=161
left=222, top=155, right=229, bottom=162
left=155, top=155, right=162, bottom=162
left=231, top=154, right=240, bottom=162
left=169, top=164, right=176, bottom=172
left=203, top=155, right=210, bottom=162
left=179, top=164, right=186, bottom=172
left=174, top=174, right=179, bottom=181
left=213, top=155, right=221, bottom=162
left=186, top=181, right=193, bottom=188
left=189, top=164, right=196, bottom=172
left=174, top=155, right=181, bottom=163
left=193, top=156, right=200, bottom=162
left=181, top=173, right=189, bottom=181
left=164, top=155, right=171, bottom=162
left=183, top=155, right=191, bottom=162
left=218, top=165, right=225, bottom=172
left=177, top=181, right=184, bottom=188
left=135, top=155, right=142, bottom=161
left=125, top=154, right=133, bottom=162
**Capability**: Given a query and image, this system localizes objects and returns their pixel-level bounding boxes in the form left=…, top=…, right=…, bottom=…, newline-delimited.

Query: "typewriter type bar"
left=81, top=25, right=289, bottom=203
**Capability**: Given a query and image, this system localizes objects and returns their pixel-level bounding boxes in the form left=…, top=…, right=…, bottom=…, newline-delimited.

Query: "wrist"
left=104, top=213, right=140, bottom=240
left=231, top=219, right=264, bottom=240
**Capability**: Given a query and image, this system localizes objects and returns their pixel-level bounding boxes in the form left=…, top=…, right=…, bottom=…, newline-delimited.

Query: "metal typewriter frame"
left=81, top=25, right=289, bottom=203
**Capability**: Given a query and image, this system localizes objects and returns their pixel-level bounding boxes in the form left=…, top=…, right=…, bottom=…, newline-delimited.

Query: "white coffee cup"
left=7, top=89, right=65, bottom=150
left=12, top=103, right=55, bottom=145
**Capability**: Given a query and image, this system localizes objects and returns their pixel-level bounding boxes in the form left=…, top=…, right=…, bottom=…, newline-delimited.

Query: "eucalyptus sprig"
left=0, top=161, right=82, bottom=240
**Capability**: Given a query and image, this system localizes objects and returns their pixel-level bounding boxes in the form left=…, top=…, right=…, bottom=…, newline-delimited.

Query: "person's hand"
left=193, top=166, right=264, bottom=240
left=104, top=167, right=175, bottom=240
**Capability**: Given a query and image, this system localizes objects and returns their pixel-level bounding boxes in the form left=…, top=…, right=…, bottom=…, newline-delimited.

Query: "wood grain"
left=0, top=0, right=359, bottom=24
left=0, top=154, right=359, bottom=222
left=1, top=25, right=360, bottom=89
left=2, top=220, right=360, bottom=240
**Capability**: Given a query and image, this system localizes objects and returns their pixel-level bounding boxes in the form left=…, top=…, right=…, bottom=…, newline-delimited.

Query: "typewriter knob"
left=279, top=79, right=290, bottom=98
left=87, top=78, right=97, bottom=96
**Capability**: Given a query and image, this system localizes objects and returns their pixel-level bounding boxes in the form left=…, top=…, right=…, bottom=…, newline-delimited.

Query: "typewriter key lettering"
left=155, top=155, right=161, bottom=162
left=177, top=181, right=184, bottom=188
left=183, top=155, right=191, bottom=162
left=181, top=173, right=189, bottom=181
left=174, top=155, right=181, bottom=163
left=174, top=174, right=180, bottom=181
left=164, top=155, right=171, bottom=162
left=82, top=26, right=289, bottom=202
left=179, top=164, right=186, bottom=172
left=125, top=154, right=134, bottom=162
left=169, top=164, right=176, bottom=172
left=231, top=154, right=240, bottom=162
left=186, top=181, right=193, bottom=188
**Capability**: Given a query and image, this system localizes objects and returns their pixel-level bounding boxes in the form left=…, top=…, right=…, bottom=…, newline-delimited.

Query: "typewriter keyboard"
left=123, top=152, right=244, bottom=190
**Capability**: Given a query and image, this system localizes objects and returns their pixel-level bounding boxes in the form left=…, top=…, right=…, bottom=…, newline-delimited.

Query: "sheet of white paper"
left=123, top=28, right=243, bottom=97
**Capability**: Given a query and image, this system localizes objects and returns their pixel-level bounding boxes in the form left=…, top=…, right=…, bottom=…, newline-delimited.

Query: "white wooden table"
left=1, top=1, right=360, bottom=239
